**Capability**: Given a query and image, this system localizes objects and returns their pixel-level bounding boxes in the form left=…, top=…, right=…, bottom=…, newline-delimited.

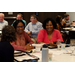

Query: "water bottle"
left=42, top=44, right=49, bottom=62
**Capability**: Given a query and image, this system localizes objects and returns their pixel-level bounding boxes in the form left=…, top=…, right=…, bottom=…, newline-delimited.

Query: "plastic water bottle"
left=42, top=44, right=49, bottom=62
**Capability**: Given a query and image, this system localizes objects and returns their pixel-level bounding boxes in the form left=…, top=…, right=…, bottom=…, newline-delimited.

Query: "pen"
left=30, top=43, right=32, bottom=46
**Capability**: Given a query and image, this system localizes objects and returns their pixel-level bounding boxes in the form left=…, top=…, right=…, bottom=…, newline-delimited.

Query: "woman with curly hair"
left=37, top=18, right=64, bottom=46
left=0, top=25, right=16, bottom=62
left=11, top=20, right=34, bottom=51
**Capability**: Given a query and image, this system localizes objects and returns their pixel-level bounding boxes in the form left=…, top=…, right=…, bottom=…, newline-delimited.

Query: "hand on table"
left=49, top=42, right=54, bottom=46
left=25, top=44, right=34, bottom=51
left=49, top=42, right=57, bottom=47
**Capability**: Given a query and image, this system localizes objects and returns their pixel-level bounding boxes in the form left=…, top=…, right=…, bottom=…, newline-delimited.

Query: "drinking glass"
left=70, top=44, right=75, bottom=55
left=57, top=39, right=61, bottom=50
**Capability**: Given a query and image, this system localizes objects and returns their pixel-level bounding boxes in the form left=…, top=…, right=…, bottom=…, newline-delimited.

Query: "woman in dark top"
left=0, top=26, right=16, bottom=62
left=56, top=15, right=66, bottom=31
left=56, top=15, right=68, bottom=42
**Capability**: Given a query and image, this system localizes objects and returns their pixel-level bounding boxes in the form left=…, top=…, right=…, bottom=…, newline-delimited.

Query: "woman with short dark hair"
left=0, top=25, right=16, bottom=62
left=37, top=18, right=64, bottom=46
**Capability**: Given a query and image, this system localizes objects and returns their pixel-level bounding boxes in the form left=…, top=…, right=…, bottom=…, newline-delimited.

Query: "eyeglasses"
left=17, top=26, right=24, bottom=28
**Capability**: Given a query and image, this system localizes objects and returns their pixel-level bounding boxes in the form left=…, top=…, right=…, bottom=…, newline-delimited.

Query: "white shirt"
left=25, top=21, right=43, bottom=38
left=0, top=20, right=8, bottom=30
left=62, top=18, right=71, bottom=26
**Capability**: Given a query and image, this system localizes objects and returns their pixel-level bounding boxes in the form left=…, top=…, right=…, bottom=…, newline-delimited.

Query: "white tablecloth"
left=63, top=27, right=75, bottom=31
left=14, top=46, right=75, bottom=62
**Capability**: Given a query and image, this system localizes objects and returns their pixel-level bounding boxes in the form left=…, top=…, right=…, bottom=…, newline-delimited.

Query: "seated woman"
left=37, top=18, right=64, bottom=46
left=11, top=20, right=34, bottom=51
left=0, top=26, right=16, bottom=62
left=56, top=15, right=66, bottom=31
left=56, top=15, right=68, bottom=43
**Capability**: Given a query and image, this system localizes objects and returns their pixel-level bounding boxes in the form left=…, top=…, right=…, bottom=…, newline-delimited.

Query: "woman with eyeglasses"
left=11, top=20, right=34, bottom=51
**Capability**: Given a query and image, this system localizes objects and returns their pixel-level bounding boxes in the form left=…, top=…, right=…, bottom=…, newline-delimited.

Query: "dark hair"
left=56, top=15, right=62, bottom=25
left=64, top=14, right=69, bottom=17
left=17, top=13, right=23, bottom=17
left=1, top=26, right=16, bottom=42
left=43, top=18, right=57, bottom=29
left=13, top=20, right=25, bottom=29
left=30, top=14, right=38, bottom=20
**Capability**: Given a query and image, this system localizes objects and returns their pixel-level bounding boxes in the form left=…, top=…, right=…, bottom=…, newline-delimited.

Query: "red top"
left=11, top=31, right=34, bottom=51
left=37, top=29, right=64, bottom=43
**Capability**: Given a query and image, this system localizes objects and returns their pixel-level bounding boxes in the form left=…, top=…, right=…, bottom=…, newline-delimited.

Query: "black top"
left=0, top=41, right=14, bottom=62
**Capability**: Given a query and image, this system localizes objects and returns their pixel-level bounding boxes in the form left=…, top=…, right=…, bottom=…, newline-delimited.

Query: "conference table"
left=14, top=27, right=75, bottom=62
left=14, top=44, right=75, bottom=62
left=62, top=27, right=75, bottom=40
left=62, top=27, right=75, bottom=31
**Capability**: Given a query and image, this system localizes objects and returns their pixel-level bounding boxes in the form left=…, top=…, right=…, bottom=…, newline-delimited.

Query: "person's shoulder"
left=23, top=31, right=27, bottom=34
left=3, top=20, right=8, bottom=23
left=0, top=41, right=10, bottom=45
left=23, top=31, right=28, bottom=35
left=0, top=41, right=12, bottom=48
left=39, top=29, right=46, bottom=32
left=1, top=41, right=14, bottom=51
left=22, top=19, right=26, bottom=22
left=53, top=29, right=60, bottom=33
left=37, top=21, right=42, bottom=25
left=23, top=31, right=29, bottom=38
left=27, top=22, right=32, bottom=25
left=0, top=41, right=6, bottom=44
